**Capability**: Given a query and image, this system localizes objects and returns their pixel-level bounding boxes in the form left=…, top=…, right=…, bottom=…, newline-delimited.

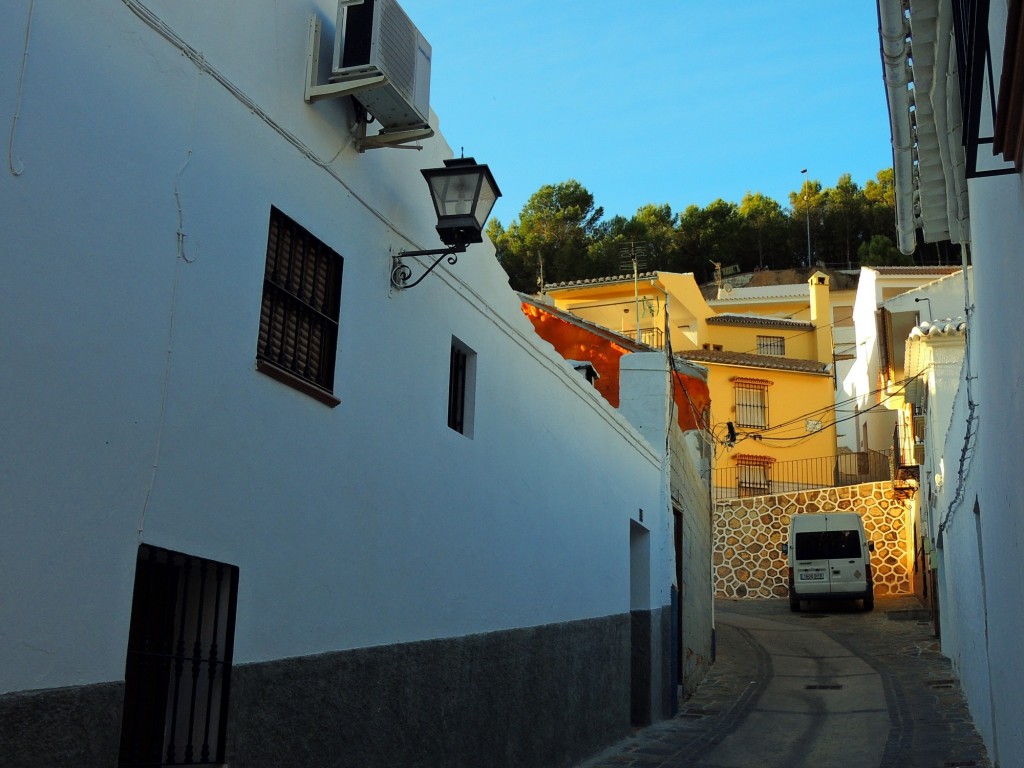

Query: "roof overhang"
left=878, top=0, right=1020, bottom=254
left=878, top=0, right=971, bottom=253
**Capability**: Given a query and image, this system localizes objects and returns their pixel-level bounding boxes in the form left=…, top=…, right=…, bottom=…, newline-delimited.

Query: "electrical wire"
left=119, top=0, right=424, bottom=251
left=936, top=244, right=977, bottom=538
left=173, top=150, right=195, bottom=264
left=710, top=367, right=929, bottom=451
left=747, top=367, right=927, bottom=439
left=7, top=0, right=35, bottom=176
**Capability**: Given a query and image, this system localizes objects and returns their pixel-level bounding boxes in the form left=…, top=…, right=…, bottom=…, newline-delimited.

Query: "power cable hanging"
left=710, top=367, right=930, bottom=450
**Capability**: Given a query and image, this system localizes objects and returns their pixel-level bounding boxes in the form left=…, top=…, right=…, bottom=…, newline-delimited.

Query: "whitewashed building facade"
left=876, top=0, right=1024, bottom=763
left=0, top=2, right=695, bottom=765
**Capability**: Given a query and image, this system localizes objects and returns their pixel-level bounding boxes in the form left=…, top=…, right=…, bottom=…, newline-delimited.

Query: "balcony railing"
left=713, top=449, right=893, bottom=501
left=638, top=326, right=664, bottom=348
left=891, top=423, right=921, bottom=492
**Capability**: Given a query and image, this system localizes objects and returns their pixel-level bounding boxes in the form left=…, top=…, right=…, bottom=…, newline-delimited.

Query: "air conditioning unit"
left=330, top=0, right=431, bottom=131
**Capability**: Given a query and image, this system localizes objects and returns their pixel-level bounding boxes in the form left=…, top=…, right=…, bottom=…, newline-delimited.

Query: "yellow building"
left=543, top=271, right=841, bottom=499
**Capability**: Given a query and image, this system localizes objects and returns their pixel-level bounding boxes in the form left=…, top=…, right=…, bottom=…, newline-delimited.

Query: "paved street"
left=579, top=597, right=990, bottom=768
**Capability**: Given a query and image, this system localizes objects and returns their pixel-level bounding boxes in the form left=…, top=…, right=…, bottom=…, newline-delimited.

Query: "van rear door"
left=825, top=527, right=865, bottom=595
left=794, top=517, right=865, bottom=596
left=793, top=528, right=831, bottom=595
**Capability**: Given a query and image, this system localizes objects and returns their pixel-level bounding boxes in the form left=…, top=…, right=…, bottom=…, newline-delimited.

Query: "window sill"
left=256, top=359, right=340, bottom=408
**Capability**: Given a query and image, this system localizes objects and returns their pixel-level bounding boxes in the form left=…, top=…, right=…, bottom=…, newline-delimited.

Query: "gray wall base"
left=630, top=606, right=674, bottom=726
left=0, top=682, right=123, bottom=768
left=0, top=614, right=638, bottom=768
left=227, top=614, right=631, bottom=768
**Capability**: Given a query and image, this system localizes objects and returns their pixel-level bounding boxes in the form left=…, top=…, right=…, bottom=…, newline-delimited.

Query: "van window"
left=795, top=530, right=861, bottom=560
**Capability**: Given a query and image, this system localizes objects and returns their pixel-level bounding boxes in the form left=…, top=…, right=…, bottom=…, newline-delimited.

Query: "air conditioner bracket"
left=353, top=118, right=433, bottom=152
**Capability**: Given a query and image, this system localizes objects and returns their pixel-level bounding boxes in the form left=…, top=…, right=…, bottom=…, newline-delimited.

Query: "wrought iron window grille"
left=119, top=545, right=239, bottom=767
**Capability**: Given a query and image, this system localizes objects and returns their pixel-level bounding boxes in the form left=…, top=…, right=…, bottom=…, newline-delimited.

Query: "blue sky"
left=399, top=1, right=893, bottom=227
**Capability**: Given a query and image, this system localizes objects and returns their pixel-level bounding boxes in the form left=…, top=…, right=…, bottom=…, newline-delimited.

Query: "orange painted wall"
left=523, top=302, right=710, bottom=434
left=522, top=303, right=630, bottom=407
left=670, top=367, right=711, bottom=434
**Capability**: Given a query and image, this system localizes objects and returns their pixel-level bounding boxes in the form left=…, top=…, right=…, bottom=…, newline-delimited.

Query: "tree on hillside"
left=823, top=173, right=866, bottom=268
left=862, top=168, right=898, bottom=245
left=864, top=167, right=895, bottom=207
left=586, top=204, right=678, bottom=276
left=488, top=180, right=603, bottom=291
left=586, top=215, right=638, bottom=276
left=490, top=167, right=917, bottom=289
left=739, top=192, right=787, bottom=270
left=676, top=199, right=744, bottom=280
left=858, top=234, right=911, bottom=265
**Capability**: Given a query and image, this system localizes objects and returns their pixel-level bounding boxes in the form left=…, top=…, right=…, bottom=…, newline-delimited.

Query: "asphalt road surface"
left=580, top=596, right=990, bottom=768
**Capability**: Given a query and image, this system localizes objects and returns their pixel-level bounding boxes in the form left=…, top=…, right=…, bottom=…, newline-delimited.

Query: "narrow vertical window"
left=874, top=307, right=895, bottom=386
left=256, top=207, right=343, bottom=406
left=448, top=337, right=476, bottom=436
left=119, top=545, right=239, bottom=768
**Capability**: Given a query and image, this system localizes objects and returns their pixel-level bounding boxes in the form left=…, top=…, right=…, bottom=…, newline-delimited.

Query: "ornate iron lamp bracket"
left=391, top=246, right=466, bottom=290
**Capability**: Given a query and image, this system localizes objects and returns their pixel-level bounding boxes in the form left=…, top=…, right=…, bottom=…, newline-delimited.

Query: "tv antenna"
left=620, top=242, right=654, bottom=343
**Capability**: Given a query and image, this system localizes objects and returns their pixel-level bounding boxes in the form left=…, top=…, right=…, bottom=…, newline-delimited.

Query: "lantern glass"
left=430, top=170, right=481, bottom=218
left=422, top=158, right=501, bottom=247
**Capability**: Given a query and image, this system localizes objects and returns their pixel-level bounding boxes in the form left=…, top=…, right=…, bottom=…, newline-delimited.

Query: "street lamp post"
left=801, top=168, right=811, bottom=268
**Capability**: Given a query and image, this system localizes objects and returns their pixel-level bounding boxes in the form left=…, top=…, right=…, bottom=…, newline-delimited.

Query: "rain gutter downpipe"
left=878, top=0, right=919, bottom=255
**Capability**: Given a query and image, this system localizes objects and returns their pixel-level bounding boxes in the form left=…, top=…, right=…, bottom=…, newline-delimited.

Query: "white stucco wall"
left=928, top=367, right=992, bottom=748
left=916, top=166, right=1024, bottom=767
left=844, top=268, right=892, bottom=450
left=844, top=267, right=971, bottom=455
left=617, top=353, right=676, bottom=611
left=618, top=354, right=713, bottom=690
left=1, top=0, right=664, bottom=695
left=964, top=171, right=1024, bottom=763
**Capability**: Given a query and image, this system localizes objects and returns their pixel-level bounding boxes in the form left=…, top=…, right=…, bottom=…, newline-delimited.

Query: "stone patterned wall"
left=713, top=482, right=912, bottom=599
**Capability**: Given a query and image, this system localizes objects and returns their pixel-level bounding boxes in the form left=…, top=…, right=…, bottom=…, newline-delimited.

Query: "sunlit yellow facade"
left=543, top=271, right=840, bottom=498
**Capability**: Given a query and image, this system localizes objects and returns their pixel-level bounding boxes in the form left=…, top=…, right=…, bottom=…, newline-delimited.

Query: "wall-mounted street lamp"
left=391, top=157, right=502, bottom=289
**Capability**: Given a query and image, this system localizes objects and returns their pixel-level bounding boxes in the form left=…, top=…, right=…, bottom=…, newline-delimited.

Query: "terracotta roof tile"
left=676, top=348, right=831, bottom=375
left=705, top=313, right=814, bottom=330
left=543, top=272, right=659, bottom=289
left=868, top=266, right=963, bottom=275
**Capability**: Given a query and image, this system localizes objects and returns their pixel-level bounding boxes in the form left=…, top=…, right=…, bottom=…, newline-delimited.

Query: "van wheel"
left=863, top=593, right=874, bottom=612
left=789, top=596, right=801, bottom=612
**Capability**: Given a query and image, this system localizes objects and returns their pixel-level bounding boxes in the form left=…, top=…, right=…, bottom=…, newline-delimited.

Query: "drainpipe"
left=878, top=0, right=919, bottom=255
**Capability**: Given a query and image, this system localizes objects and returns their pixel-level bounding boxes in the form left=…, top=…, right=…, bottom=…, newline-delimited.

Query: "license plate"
left=799, top=572, right=825, bottom=580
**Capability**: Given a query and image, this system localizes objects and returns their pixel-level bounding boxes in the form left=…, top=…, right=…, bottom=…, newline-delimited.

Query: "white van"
left=784, top=512, right=875, bottom=612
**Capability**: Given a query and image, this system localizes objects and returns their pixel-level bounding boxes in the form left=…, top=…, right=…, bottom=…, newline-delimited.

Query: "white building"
left=0, top=2, right=701, bottom=765
left=877, top=0, right=1024, bottom=763
left=842, top=265, right=965, bottom=455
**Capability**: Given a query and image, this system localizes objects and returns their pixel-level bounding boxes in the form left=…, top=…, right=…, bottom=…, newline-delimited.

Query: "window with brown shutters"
left=256, top=207, right=343, bottom=406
